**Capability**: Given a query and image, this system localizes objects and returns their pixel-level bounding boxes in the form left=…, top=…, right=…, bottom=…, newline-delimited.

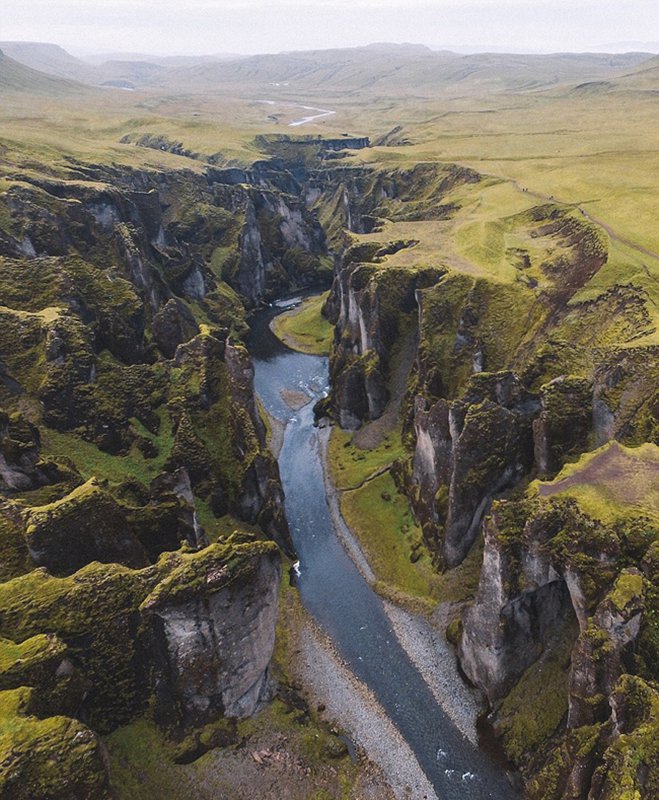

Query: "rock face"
left=0, top=540, right=280, bottom=734
left=145, top=544, right=281, bottom=727
left=412, top=372, right=540, bottom=567
left=567, top=570, right=645, bottom=730
left=318, top=159, right=658, bottom=799
left=458, top=496, right=658, bottom=799
left=0, top=412, right=64, bottom=494
left=152, top=298, right=200, bottom=359
left=326, top=247, right=440, bottom=428
left=23, top=479, right=150, bottom=575
left=458, top=500, right=586, bottom=703
left=0, top=687, right=111, bottom=800
left=0, top=153, right=314, bottom=796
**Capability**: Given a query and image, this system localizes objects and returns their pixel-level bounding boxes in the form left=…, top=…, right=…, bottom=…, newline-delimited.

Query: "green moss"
left=527, top=723, right=603, bottom=800
left=142, top=540, right=277, bottom=609
left=0, top=538, right=275, bottom=732
left=0, top=634, right=65, bottom=683
left=327, top=426, right=405, bottom=490
left=0, top=687, right=110, bottom=800
left=340, top=471, right=440, bottom=604
left=532, top=442, right=659, bottom=526
left=609, top=572, right=644, bottom=612
left=41, top=407, right=175, bottom=487
left=0, top=511, right=31, bottom=582
left=0, top=562, right=153, bottom=731
left=496, top=619, right=576, bottom=764
left=591, top=676, right=659, bottom=800
left=272, top=292, right=334, bottom=355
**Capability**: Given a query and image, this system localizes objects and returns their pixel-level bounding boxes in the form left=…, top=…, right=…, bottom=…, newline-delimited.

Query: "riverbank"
left=252, top=295, right=517, bottom=800
left=278, top=581, right=435, bottom=800
left=319, top=423, right=483, bottom=747
left=269, top=291, right=333, bottom=355
left=269, top=294, right=485, bottom=770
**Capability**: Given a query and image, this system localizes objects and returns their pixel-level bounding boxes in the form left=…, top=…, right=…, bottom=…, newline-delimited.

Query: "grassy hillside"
left=0, top=49, right=90, bottom=96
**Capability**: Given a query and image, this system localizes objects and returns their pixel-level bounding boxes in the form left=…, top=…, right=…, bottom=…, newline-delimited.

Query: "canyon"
left=0, top=41, right=657, bottom=800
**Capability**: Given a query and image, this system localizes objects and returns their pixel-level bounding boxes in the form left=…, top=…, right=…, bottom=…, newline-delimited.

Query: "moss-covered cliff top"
left=0, top=634, right=65, bottom=677
left=0, top=536, right=276, bottom=642
left=0, top=687, right=110, bottom=800
left=142, top=539, right=278, bottom=609
left=532, top=442, right=659, bottom=525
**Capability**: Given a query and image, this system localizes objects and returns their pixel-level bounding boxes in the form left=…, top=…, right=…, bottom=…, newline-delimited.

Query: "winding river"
left=248, top=300, right=517, bottom=800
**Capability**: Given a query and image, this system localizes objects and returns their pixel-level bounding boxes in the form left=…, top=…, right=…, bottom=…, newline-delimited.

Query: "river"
left=248, top=299, right=517, bottom=800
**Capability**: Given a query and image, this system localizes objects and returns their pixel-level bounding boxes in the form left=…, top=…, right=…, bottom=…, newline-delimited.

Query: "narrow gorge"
left=0, top=113, right=656, bottom=800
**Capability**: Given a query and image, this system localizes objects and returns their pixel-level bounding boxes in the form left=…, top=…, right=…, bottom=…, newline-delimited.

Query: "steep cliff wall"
left=0, top=539, right=281, bottom=794
left=0, top=156, right=306, bottom=796
left=321, top=158, right=658, bottom=797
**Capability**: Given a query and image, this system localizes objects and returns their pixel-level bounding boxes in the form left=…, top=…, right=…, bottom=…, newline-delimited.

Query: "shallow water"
left=248, top=303, right=517, bottom=800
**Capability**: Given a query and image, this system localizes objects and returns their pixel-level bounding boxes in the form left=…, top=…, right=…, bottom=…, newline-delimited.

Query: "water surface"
left=248, top=303, right=516, bottom=800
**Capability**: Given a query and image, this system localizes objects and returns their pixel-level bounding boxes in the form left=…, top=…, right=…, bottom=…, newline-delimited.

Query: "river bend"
left=248, top=301, right=516, bottom=800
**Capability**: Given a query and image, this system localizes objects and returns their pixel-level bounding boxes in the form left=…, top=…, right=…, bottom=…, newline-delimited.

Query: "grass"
left=326, top=426, right=442, bottom=604
left=40, top=408, right=174, bottom=488
left=193, top=498, right=263, bottom=544
left=327, top=426, right=405, bottom=491
left=271, top=292, right=333, bottom=355
left=105, top=578, right=368, bottom=800
left=340, top=472, right=439, bottom=604
left=496, top=618, right=577, bottom=764
left=533, top=442, right=659, bottom=525
left=327, top=424, right=484, bottom=607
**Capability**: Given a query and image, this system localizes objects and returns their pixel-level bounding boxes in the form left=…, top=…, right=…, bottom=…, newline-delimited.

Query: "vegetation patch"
left=533, top=442, right=659, bottom=525
left=271, top=292, right=334, bottom=355
left=496, top=619, right=577, bottom=765
left=327, top=426, right=405, bottom=491
left=340, top=471, right=440, bottom=603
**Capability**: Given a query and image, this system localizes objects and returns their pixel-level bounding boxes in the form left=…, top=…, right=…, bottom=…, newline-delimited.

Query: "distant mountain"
left=0, top=41, right=171, bottom=89
left=161, top=44, right=655, bottom=96
left=1, top=41, right=655, bottom=98
left=594, top=41, right=659, bottom=54
left=81, top=52, right=244, bottom=67
left=0, top=41, right=96, bottom=83
left=612, top=54, right=659, bottom=90
left=0, top=48, right=90, bottom=95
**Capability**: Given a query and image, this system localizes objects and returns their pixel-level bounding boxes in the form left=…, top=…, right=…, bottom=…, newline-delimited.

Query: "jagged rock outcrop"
left=459, top=499, right=583, bottom=703
left=533, top=377, right=592, bottom=478
left=326, top=246, right=440, bottom=428
left=144, top=542, right=281, bottom=727
left=0, top=152, right=304, bottom=798
left=567, top=571, right=645, bottom=729
left=0, top=687, right=111, bottom=800
left=412, top=372, right=540, bottom=567
left=0, top=539, right=280, bottom=733
left=458, top=495, right=658, bottom=798
left=0, top=411, right=65, bottom=494
left=152, top=297, right=200, bottom=359
left=587, top=675, right=658, bottom=800
left=0, top=634, right=87, bottom=718
left=23, top=479, right=150, bottom=575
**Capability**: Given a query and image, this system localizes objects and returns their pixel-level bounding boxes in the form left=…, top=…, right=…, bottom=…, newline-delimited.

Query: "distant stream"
left=248, top=298, right=517, bottom=800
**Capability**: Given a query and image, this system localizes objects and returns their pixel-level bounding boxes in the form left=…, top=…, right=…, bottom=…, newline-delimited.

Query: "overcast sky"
left=2, top=0, right=658, bottom=56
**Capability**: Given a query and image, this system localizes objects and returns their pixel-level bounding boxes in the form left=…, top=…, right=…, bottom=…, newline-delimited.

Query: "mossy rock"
left=0, top=687, right=111, bottom=800
left=23, top=478, right=150, bottom=575
left=0, top=538, right=278, bottom=732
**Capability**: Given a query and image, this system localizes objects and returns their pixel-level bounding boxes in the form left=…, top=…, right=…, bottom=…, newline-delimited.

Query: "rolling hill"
left=0, top=48, right=90, bottom=96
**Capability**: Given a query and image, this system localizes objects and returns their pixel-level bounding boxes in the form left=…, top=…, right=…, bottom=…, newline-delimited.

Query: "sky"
left=1, top=0, right=658, bottom=56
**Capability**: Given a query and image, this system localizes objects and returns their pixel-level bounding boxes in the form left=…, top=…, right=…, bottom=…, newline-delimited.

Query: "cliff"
left=1, top=123, right=657, bottom=798
left=321, top=158, right=658, bottom=797
left=0, top=154, right=311, bottom=794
